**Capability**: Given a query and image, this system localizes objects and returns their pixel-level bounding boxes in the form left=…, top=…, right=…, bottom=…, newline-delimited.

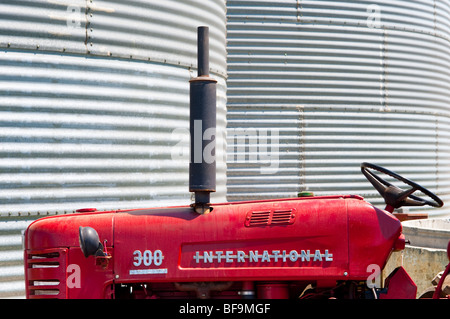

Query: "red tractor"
left=23, top=27, right=449, bottom=300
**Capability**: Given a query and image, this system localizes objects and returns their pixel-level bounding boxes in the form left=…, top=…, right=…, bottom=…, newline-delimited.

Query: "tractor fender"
left=379, top=266, right=417, bottom=299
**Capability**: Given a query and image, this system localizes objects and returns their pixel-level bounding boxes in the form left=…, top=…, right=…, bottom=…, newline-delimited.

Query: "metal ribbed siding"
left=0, top=0, right=227, bottom=298
left=226, top=0, right=450, bottom=217
left=89, top=0, right=227, bottom=75
left=0, top=0, right=227, bottom=213
left=0, top=218, right=38, bottom=298
left=0, top=53, right=228, bottom=213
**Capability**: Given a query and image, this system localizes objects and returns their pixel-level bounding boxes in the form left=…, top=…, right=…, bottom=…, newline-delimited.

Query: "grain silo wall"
left=226, top=0, right=450, bottom=218
left=0, top=0, right=226, bottom=298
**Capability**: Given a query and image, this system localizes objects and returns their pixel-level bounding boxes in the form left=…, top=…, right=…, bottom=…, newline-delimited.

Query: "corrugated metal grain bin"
left=226, top=0, right=450, bottom=218
left=0, top=0, right=226, bottom=298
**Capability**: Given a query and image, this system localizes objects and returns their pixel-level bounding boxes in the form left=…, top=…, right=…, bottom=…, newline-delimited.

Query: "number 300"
left=133, top=250, right=164, bottom=267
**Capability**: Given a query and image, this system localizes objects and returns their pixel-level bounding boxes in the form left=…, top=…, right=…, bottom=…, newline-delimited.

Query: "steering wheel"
left=361, top=162, right=443, bottom=211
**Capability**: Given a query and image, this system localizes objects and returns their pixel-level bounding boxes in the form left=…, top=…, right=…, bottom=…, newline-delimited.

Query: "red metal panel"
left=380, top=267, right=417, bottom=299
left=66, top=247, right=114, bottom=299
left=23, top=195, right=406, bottom=298
left=113, top=196, right=351, bottom=284
left=24, top=212, right=114, bottom=250
left=347, top=199, right=403, bottom=279
left=26, top=248, right=68, bottom=299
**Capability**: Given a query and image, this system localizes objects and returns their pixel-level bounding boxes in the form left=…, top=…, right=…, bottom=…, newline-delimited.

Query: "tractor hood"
left=25, top=211, right=115, bottom=250
left=24, top=195, right=404, bottom=283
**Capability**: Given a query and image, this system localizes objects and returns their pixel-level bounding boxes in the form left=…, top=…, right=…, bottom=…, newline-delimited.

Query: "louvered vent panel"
left=26, top=249, right=67, bottom=299
left=271, top=210, right=295, bottom=225
left=245, top=209, right=296, bottom=227
left=245, top=211, right=271, bottom=227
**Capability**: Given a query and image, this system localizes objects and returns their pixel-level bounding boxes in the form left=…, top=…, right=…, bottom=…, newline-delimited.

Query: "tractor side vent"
left=26, top=249, right=67, bottom=299
left=245, top=209, right=296, bottom=227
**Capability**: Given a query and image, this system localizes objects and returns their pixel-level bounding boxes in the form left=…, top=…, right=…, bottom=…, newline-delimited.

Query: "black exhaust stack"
left=189, top=26, right=217, bottom=214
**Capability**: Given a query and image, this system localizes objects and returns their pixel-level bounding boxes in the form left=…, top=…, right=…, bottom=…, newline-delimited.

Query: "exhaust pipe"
left=189, top=26, right=217, bottom=214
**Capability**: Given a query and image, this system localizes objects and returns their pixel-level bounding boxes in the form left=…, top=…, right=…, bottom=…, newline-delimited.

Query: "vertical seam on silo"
left=84, top=0, right=90, bottom=54
left=433, top=0, right=437, bottom=35
left=436, top=115, right=439, bottom=195
left=297, top=0, right=304, bottom=193
left=381, top=27, right=388, bottom=111
left=298, top=105, right=305, bottom=192
left=297, top=0, right=302, bottom=23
